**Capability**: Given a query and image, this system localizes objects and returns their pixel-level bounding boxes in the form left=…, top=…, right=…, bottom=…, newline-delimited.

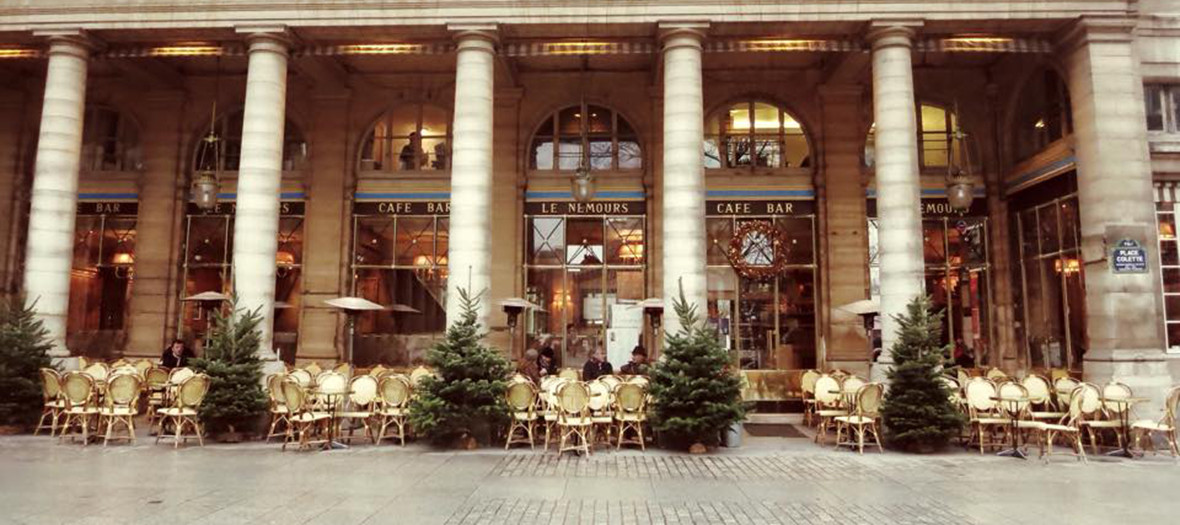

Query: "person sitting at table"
left=518, top=349, right=541, bottom=384
left=160, top=339, right=192, bottom=369
left=582, top=346, right=613, bottom=381
left=537, top=342, right=558, bottom=378
left=619, top=345, right=649, bottom=376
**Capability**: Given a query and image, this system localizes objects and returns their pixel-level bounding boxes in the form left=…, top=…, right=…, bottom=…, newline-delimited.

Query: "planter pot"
left=688, top=442, right=708, bottom=454
left=723, top=422, right=743, bottom=448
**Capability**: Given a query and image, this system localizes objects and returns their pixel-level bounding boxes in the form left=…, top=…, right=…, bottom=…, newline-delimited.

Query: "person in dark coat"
left=619, top=345, right=649, bottom=376
left=582, top=346, right=613, bottom=381
left=538, top=346, right=558, bottom=378
left=160, top=339, right=193, bottom=369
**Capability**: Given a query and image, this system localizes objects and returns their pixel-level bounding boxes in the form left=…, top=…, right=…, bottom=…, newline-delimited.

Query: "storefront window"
left=530, top=104, right=642, bottom=171
left=359, top=104, right=450, bottom=172
left=863, top=103, right=967, bottom=170
left=193, top=110, right=307, bottom=172
left=81, top=106, right=140, bottom=172
left=524, top=210, right=647, bottom=370
left=1156, top=201, right=1180, bottom=351
left=68, top=208, right=137, bottom=340
left=179, top=203, right=304, bottom=357
left=706, top=213, right=817, bottom=371
left=704, top=100, right=809, bottom=170
left=351, top=207, right=449, bottom=365
left=1014, top=69, right=1072, bottom=159
left=1010, top=175, right=1085, bottom=371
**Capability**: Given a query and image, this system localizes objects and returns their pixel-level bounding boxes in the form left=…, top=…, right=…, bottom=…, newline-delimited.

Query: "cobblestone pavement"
left=0, top=432, right=1176, bottom=525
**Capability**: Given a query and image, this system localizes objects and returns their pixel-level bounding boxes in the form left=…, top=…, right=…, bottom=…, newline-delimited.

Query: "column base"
left=1084, top=348, right=1174, bottom=420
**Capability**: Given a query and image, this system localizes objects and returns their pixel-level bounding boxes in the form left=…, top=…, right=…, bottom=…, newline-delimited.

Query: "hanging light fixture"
left=570, top=58, right=596, bottom=204
left=945, top=103, right=975, bottom=213
left=193, top=55, right=223, bottom=211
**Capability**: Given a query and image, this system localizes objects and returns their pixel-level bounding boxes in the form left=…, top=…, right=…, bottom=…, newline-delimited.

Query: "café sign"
left=186, top=201, right=305, bottom=216
left=525, top=200, right=646, bottom=215
left=77, top=201, right=138, bottom=215
left=706, top=199, right=815, bottom=216
left=1111, top=238, right=1148, bottom=274
left=867, top=197, right=988, bottom=218
left=353, top=201, right=451, bottom=215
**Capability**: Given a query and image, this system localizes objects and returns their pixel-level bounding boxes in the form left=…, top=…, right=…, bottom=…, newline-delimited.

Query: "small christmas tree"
left=648, top=285, right=747, bottom=450
left=408, top=288, right=512, bottom=446
left=190, top=300, right=269, bottom=436
left=879, top=295, right=965, bottom=452
left=0, top=296, right=55, bottom=429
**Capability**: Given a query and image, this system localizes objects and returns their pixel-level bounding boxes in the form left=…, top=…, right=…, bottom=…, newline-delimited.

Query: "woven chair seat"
left=834, top=415, right=875, bottom=425
left=1131, top=421, right=1173, bottom=432
left=377, top=407, right=407, bottom=417
left=270, top=406, right=289, bottom=414
left=99, top=407, right=136, bottom=416
left=291, top=412, right=331, bottom=423
left=338, top=411, right=372, bottom=419
left=513, top=411, right=537, bottom=421
left=1039, top=423, right=1078, bottom=433
left=816, top=409, right=847, bottom=417
left=1015, top=420, right=1045, bottom=429
left=560, top=416, right=593, bottom=426
left=1080, top=420, right=1122, bottom=429
left=615, top=413, right=645, bottom=422
left=65, top=407, right=99, bottom=415
left=158, top=407, right=197, bottom=417
left=1031, top=411, right=1066, bottom=419
left=971, top=417, right=1010, bottom=425
left=543, top=412, right=558, bottom=422
left=44, top=400, right=64, bottom=409
left=591, top=415, right=613, bottom=424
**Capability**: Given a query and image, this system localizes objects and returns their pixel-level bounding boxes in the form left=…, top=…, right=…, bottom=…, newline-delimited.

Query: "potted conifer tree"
left=0, top=296, right=55, bottom=434
left=190, top=300, right=269, bottom=442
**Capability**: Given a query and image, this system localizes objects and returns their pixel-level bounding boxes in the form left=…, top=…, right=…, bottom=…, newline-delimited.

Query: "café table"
left=990, top=395, right=1031, bottom=460
left=1101, top=396, right=1149, bottom=458
left=312, top=386, right=349, bottom=450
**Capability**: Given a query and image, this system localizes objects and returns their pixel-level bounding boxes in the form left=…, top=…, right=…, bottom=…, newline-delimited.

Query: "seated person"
left=619, top=346, right=649, bottom=376
left=582, top=347, right=613, bottom=381
left=160, top=339, right=192, bottom=369
left=517, top=349, right=541, bottom=384
left=537, top=346, right=558, bottom=378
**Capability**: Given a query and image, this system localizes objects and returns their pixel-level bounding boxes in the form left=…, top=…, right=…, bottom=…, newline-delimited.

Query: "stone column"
left=0, top=91, right=26, bottom=295
left=445, top=26, right=496, bottom=328
left=232, top=30, right=290, bottom=358
left=660, top=23, right=708, bottom=336
left=867, top=23, right=924, bottom=378
left=299, top=91, right=350, bottom=361
left=1061, top=19, right=1173, bottom=415
left=24, top=33, right=93, bottom=358
left=125, top=92, right=186, bottom=358
left=819, top=85, right=872, bottom=374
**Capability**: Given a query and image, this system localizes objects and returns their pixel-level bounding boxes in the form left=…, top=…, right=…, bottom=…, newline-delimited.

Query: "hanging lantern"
left=946, top=168, right=974, bottom=213
left=193, top=96, right=222, bottom=211
left=192, top=170, right=219, bottom=211
left=571, top=162, right=595, bottom=203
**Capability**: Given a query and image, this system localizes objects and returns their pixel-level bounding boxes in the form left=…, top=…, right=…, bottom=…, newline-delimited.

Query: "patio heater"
left=639, top=297, right=665, bottom=351
left=181, top=291, right=230, bottom=348
left=324, top=297, right=386, bottom=364
left=500, top=297, right=540, bottom=358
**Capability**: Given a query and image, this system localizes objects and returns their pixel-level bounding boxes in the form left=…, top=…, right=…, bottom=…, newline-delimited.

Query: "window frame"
left=192, top=109, right=308, bottom=173
left=80, top=106, right=140, bottom=173
left=704, top=99, right=811, bottom=172
left=357, top=103, right=453, bottom=174
left=1145, top=84, right=1180, bottom=134
left=529, top=102, right=643, bottom=173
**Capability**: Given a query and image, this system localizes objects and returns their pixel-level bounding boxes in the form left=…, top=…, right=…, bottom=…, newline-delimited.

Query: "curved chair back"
left=106, top=373, right=141, bottom=408
left=378, top=375, right=412, bottom=408
left=558, top=368, right=580, bottom=381
left=985, top=367, right=1007, bottom=381
left=997, top=381, right=1030, bottom=412
left=956, top=369, right=970, bottom=386
left=266, top=374, right=287, bottom=403
left=61, top=372, right=95, bottom=407
left=40, top=368, right=61, bottom=402
left=303, top=362, right=324, bottom=377
left=940, top=375, right=960, bottom=393
left=333, top=363, right=351, bottom=376
left=169, top=367, right=195, bottom=385
left=557, top=381, right=590, bottom=416
left=587, top=380, right=612, bottom=411
left=614, top=382, right=647, bottom=413
left=1163, top=386, right=1180, bottom=427
left=111, top=359, right=129, bottom=369
left=1101, top=382, right=1133, bottom=413
left=83, top=362, right=109, bottom=382
left=965, top=377, right=998, bottom=413
left=506, top=381, right=536, bottom=412
left=813, top=375, right=841, bottom=405
left=287, top=368, right=311, bottom=387
left=134, top=359, right=154, bottom=377
left=1054, top=376, right=1080, bottom=406
left=176, top=374, right=210, bottom=409
left=368, top=364, right=387, bottom=377
left=409, top=366, right=435, bottom=386
left=628, top=375, right=649, bottom=388
left=316, top=371, right=349, bottom=395
left=1021, top=375, right=1053, bottom=405
left=800, top=370, right=820, bottom=396
left=144, top=367, right=170, bottom=389
left=111, top=365, right=139, bottom=379
left=348, top=375, right=379, bottom=407
left=281, top=380, right=308, bottom=414
left=842, top=375, right=867, bottom=396
left=598, top=374, right=622, bottom=390
left=855, top=383, right=884, bottom=417
left=1073, top=382, right=1103, bottom=418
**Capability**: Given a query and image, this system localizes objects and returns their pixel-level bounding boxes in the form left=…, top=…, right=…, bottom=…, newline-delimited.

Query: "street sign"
left=1111, top=238, right=1148, bottom=274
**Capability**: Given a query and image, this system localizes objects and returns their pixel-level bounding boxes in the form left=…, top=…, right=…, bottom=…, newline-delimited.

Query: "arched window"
left=193, top=109, right=307, bottom=172
left=359, top=103, right=450, bottom=172
left=529, top=103, right=642, bottom=171
left=81, top=106, right=139, bottom=172
left=864, top=103, right=965, bottom=170
left=704, top=100, right=810, bottom=170
left=1013, top=69, right=1072, bottom=161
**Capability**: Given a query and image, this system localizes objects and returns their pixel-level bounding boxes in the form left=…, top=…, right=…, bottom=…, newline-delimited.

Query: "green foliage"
left=190, top=300, right=268, bottom=434
left=648, top=285, right=747, bottom=448
left=0, top=296, right=55, bottom=428
left=880, top=295, right=965, bottom=452
left=409, top=288, right=512, bottom=445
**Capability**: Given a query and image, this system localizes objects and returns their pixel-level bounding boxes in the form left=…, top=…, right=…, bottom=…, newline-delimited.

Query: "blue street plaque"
left=1111, top=238, right=1148, bottom=274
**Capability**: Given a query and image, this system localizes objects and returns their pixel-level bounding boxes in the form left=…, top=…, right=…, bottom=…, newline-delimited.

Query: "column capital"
left=865, top=20, right=922, bottom=50
left=236, top=25, right=294, bottom=55
left=658, top=21, right=708, bottom=49
left=1056, top=15, right=1136, bottom=54
left=449, top=23, right=499, bottom=48
left=34, top=29, right=101, bottom=58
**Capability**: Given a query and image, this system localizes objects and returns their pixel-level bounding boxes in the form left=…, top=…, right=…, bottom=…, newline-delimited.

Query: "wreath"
left=725, top=220, right=789, bottom=281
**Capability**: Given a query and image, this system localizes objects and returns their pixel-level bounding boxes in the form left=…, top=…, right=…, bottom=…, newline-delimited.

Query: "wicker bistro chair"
left=985, top=368, right=1008, bottom=381
left=409, top=366, right=435, bottom=387
left=1027, top=386, right=1089, bottom=463
left=58, top=372, right=100, bottom=444
left=155, top=374, right=210, bottom=448
left=505, top=380, right=540, bottom=449
left=374, top=375, right=413, bottom=446
left=1068, top=382, right=1116, bottom=454
left=800, top=370, right=820, bottom=426
left=1079, top=382, right=1136, bottom=453
left=265, top=374, right=290, bottom=442
left=587, top=380, right=616, bottom=447
left=83, top=362, right=110, bottom=383
left=964, top=378, right=1010, bottom=453
left=287, top=368, right=312, bottom=388
left=99, top=373, right=142, bottom=445
left=812, top=374, right=846, bottom=443
left=168, top=367, right=195, bottom=386
left=834, top=382, right=885, bottom=454
left=541, top=377, right=570, bottom=450
left=613, top=382, right=648, bottom=450
left=36, top=368, right=64, bottom=436
left=303, top=362, right=324, bottom=377
left=133, top=359, right=154, bottom=378
left=557, top=368, right=581, bottom=382
left=555, top=381, right=594, bottom=455
left=338, top=375, right=380, bottom=444
left=1132, top=385, right=1180, bottom=458
left=1022, top=375, right=1066, bottom=421
left=598, top=374, right=622, bottom=391
left=143, top=367, right=171, bottom=429
left=280, top=379, right=331, bottom=451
